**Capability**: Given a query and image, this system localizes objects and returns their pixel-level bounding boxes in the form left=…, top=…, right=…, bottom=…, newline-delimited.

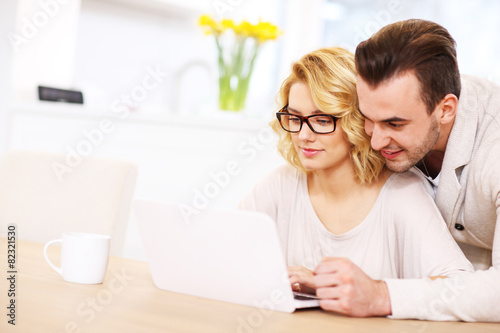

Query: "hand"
left=288, top=266, right=316, bottom=295
left=314, top=257, right=392, bottom=317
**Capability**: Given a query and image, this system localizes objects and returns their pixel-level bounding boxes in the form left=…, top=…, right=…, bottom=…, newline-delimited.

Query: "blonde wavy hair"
left=270, top=47, right=384, bottom=184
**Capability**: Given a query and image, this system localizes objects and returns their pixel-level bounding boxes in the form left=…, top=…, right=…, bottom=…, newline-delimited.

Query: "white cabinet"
left=7, top=104, right=284, bottom=259
left=94, top=0, right=212, bottom=16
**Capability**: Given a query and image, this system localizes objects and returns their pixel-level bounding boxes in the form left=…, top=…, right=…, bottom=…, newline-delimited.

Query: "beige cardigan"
left=386, top=75, right=500, bottom=321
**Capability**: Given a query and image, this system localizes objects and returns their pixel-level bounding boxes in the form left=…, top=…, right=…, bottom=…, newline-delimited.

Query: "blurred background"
left=1, top=0, right=499, bottom=259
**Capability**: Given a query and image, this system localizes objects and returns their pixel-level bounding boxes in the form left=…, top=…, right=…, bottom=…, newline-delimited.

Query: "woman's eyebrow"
left=287, top=106, right=323, bottom=115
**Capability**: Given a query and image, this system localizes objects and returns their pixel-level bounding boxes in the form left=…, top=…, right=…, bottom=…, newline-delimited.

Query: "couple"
left=240, top=19, right=500, bottom=322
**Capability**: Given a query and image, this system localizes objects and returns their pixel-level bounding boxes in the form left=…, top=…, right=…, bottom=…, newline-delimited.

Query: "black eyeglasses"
left=276, top=105, right=338, bottom=134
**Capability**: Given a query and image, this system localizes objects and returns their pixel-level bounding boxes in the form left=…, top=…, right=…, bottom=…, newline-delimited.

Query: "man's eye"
left=388, top=123, right=402, bottom=128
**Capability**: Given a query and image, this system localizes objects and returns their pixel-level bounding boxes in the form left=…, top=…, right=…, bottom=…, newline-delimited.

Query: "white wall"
left=73, top=0, right=213, bottom=115
left=277, top=0, right=325, bottom=85
left=321, top=0, right=500, bottom=84
left=0, top=1, right=17, bottom=153
left=10, top=0, right=82, bottom=102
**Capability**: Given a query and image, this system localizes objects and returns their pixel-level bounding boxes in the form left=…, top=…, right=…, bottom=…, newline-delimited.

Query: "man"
left=313, top=19, right=500, bottom=321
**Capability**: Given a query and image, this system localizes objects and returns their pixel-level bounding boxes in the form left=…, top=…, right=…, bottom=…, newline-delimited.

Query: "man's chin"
left=385, top=159, right=413, bottom=173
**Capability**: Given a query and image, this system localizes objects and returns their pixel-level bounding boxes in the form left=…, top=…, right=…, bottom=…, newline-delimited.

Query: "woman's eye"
left=312, top=117, right=332, bottom=125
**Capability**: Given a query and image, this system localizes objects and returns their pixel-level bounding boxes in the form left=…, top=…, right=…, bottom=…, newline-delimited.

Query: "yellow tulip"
left=198, top=14, right=223, bottom=35
left=221, top=19, right=236, bottom=32
left=253, top=20, right=282, bottom=42
left=198, top=14, right=215, bottom=28
left=236, top=21, right=254, bottom=37
left=198, top=15, right=282, bottom=41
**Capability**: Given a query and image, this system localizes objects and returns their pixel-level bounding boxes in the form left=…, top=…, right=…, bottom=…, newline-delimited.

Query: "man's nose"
left=369, top=124, right=390, bottom=151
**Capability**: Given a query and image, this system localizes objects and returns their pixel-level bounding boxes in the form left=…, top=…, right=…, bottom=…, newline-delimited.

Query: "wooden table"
left=1, top=239, right=499, bottom=333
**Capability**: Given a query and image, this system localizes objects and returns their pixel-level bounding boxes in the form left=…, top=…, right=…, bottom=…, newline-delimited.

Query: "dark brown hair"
left=355, top=19, right=461, bottom=113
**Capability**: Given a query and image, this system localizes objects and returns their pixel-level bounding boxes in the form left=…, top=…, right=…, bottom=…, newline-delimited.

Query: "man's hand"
left=314, top=257, right=392, bottom=317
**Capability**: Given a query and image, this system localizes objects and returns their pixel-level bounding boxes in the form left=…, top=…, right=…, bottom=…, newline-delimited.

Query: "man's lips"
left=381, top=149, right=404, bottom=160
left=301, top=148, right=322, bottom=157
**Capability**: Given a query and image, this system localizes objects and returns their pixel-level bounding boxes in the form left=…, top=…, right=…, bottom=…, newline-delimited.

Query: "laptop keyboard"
left=293, top=292, right=319, bottom=300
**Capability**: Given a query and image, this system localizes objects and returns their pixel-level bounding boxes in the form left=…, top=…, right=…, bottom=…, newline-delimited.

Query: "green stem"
left=234, top=43, right=260, bottom=109
left=216, top=34, right=261, bottom=111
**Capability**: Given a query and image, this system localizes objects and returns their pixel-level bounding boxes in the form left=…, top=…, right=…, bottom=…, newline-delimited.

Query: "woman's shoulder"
left=238, top=164, right=304, bottom=211
left=385, top=171, right=427, bottom=190
left=263, top=164, right=304, bottom=184
left=381, top=171, right=437, bottom=211
left=381, top=171, right=435, bottom=203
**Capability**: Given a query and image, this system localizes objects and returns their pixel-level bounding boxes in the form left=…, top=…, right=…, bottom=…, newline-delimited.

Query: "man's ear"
left=438, top=93, right=458, bottom=125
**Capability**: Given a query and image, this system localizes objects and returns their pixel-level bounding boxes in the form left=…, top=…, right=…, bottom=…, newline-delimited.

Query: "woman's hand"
left=288, top=266, right=317, bottom=295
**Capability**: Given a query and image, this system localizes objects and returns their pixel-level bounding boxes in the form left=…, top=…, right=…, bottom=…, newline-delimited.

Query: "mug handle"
left=43, top=239, right=63, bottom=275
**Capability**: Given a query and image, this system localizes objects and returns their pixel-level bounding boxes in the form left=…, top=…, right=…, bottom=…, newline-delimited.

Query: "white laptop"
left=133, top=199, right=320, bottom=313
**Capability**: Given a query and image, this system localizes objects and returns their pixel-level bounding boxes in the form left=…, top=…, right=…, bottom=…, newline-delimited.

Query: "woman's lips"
left=381, top=149, right=404, bottom=160
left=301, top=148, right=322, bottom=157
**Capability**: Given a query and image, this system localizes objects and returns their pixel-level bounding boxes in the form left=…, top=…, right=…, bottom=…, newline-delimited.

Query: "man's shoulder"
left=460, top=75, right=500, bottom=116
left=461, top=74, right=500, bottom=91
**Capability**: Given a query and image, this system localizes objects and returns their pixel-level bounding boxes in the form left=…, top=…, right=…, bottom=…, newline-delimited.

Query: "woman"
left=239, top=47, right=472, bottom=294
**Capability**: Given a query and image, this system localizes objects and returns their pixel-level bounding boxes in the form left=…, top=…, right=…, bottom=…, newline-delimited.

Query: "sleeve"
left=390, top=173, right=474, bottom=279
left=384, top=175, right=500, bottom=322
left=385, top=267, right=500, bottom=321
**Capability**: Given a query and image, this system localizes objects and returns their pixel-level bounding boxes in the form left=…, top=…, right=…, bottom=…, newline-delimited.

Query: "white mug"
left=43, top=232, right=111, bottom=284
